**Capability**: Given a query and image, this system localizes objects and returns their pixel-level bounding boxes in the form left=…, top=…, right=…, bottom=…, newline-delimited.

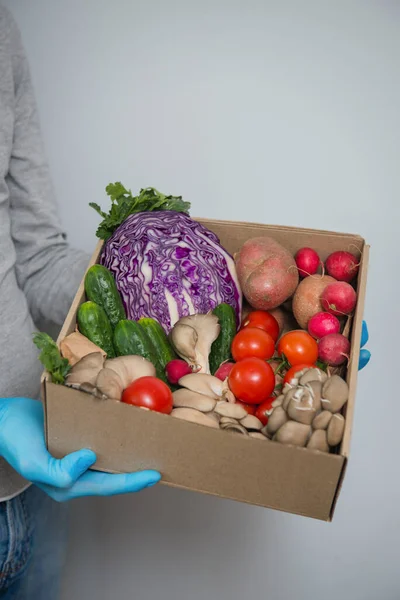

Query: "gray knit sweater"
left=0, top=6, right=88, bottom=500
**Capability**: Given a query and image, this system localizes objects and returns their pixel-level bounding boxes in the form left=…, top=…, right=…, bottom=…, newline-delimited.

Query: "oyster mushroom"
left=282, top=386, right=303, bottom=412
left=75, top=382, right=108, bottom=400
left=65, top=352, right=104, bottom=387
left=240, top=414, right=264, bottom=431
left=321, top=375, right=349, bottom=413
left=96, top=368, right=124, bottom=400
left=287, top=387, right=319, bottom=426
left=266, top=406, right=288, bottom=436
left=170, top=313, right=220, bottom=374
left=327, top=414, right=346, bottom=446
left=220, top=422, right=249, bottom=435
left=272, top=395, right=284, bottom=408
left=307, top=430, right=329, bottom=452
left=206, top=411, right=220, bottom=425
left=274, top=421, right=311, bottom=447
left=312, top=410, right=332, bottom=430
left=219, top=417, right=239, bottom=426
left=299, top=368, right=328, bottom=386
left=95, top=356, right=157, bottom=401
left=283, top=367, right=310, bottom=387
left=105, top=356, right=156, bottom=389
left=172, top=389, right=217, bottom=412
left=170, top=324, right=198, bottom=363
left=305, top=380, right=322, bottom=406
left=214, top=402, right=248, bottom=420
left=171, top=408, right=219, bottom=429
left=178, top=373, right=235, bottom=402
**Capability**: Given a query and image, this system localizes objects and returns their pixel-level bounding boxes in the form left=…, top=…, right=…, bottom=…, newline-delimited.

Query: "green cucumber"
left=84, top=265, right=126, bottom=328
left=209, top=303, right=237, bottom=375
left=77, top=301, right=116, bottom=358
left=113, top=320, right=166, bottom=381
left=138, top=318, right=177, bottom=370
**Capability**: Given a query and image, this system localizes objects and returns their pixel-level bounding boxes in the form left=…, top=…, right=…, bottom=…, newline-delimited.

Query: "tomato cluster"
left=120, top=311, right=320, bottom=423
left=228, top=310, right=319, bottom=423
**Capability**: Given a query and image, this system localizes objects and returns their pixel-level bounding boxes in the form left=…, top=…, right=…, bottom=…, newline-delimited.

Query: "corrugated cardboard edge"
left=329, top=243, right=370, bottom=520
left=42, top=241, right=103, bottom=447
left=341, top=244, right=370, bottom=458
left=197, top=217, right=365, bottom=242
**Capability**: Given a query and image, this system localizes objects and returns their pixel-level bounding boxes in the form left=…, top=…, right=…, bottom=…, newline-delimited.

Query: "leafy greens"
left=90, top=182, right=191, bottom=240
left=33, top=332, right=71, bottom=384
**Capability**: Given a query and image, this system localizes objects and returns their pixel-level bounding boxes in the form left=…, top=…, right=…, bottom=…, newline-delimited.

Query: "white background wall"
left=4, top=1, right=399, bottom=599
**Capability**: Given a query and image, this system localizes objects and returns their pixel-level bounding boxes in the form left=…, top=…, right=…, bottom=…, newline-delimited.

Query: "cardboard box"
left=42, top=219, right=369, bottom=521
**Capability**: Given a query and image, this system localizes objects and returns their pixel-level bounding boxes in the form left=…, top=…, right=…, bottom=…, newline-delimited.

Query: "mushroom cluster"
left=264, top=368, right=349, bottom=451
left=171, top=374, right=267, bottom=439
left=65, top=352, right=156, bottom=400
left=65, top=356, right=348, bottom=453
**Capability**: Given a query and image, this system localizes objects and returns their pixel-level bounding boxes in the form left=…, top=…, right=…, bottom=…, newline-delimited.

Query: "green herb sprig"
left=33, top=332, right=71, bottom=384
left=90, top=182, right=191, bottom=241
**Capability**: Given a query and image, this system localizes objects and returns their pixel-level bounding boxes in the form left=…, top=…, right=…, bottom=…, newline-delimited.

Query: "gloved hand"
left=0, top=397, right=161, bottom=502
left=359, top=320, right=371, bottom=370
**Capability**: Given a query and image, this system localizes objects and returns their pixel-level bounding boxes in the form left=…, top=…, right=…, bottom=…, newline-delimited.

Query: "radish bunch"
left=295, top=247, right=359, bottom=284
left=293, top=247, right=361, bottom=366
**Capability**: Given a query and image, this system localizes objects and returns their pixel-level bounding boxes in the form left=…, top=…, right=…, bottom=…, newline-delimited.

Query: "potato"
left=235, top=237, right=299, bottom=310
left=292, top=274, right=336, bottom=329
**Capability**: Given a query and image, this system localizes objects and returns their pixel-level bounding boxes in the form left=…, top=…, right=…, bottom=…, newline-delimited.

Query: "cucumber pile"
left=80, top=265, right=177, bottom=385
left=77, top=263, right=237, bottom=389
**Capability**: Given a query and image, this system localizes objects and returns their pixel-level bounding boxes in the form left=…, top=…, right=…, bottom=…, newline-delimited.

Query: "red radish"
left=326, top=251, right=359, bottom=283
left=214, top=362, right=235, bottom=381
left=321, top=282, right=357, bottom=316
left=308, top=312, right=340, bottom=340
left=318, top=333, right=350, bottom=366
left=295, top=247, right=320, bottom=278
left=165, top=359, right=192, bottom=384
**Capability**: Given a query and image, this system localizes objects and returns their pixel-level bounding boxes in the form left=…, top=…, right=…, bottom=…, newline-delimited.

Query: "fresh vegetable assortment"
left=33, top=182, right=364, bottom=455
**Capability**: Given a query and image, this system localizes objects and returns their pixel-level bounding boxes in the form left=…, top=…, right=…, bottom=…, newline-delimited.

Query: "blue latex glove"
left=358, top=320, right=371, bottom=370
left=0, top=397, right=161, bottom=501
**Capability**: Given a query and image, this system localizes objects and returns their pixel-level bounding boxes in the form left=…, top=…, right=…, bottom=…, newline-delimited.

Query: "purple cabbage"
left=100, top=211, right=242, bottom=333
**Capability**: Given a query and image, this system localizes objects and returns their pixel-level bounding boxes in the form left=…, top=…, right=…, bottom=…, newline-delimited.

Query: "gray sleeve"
left=5, top=9, right=90, bottom=326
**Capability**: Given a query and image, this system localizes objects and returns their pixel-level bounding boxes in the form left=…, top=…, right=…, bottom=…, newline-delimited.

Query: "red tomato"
left=283, top=363, right=315, bottom=385
left=255, top=397, right=276, bottom=426
left=241, top=311, right=280, bottom=342
left=236, top=401, right=257, bottom=416
left=277, top=331, right=318, bottom=366
left=231, top=327, right=275, bottom=362
left=121, top=376, right=173, bottom=414
left=228, top=357, right=275, bottom=404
